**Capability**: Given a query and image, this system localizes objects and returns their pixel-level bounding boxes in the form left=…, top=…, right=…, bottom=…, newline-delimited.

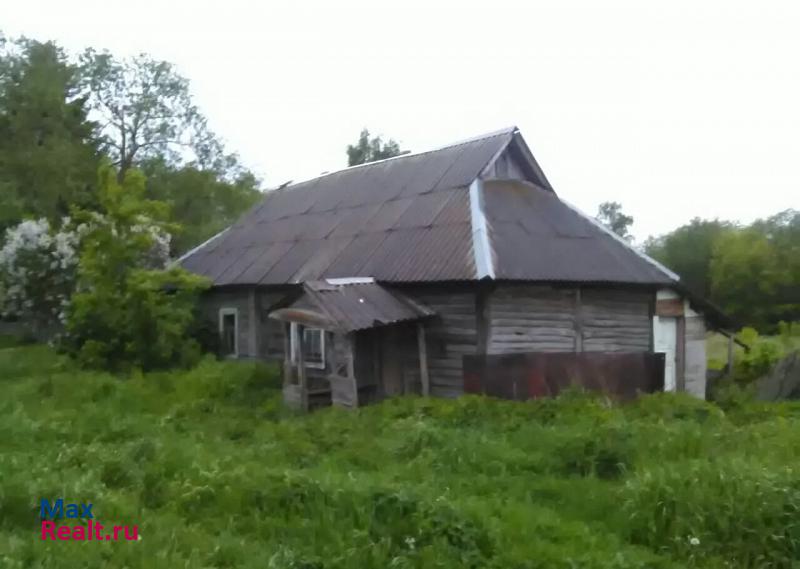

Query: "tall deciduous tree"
left=596, top=201, right=634, bottom=240
left=141, top=158, right=261, bottom=255
left=710, top=210, right=799, bottom=330
left=644, top=218, right=733, bottom=298
left=0, top=37, right=100, bottom=231
left=346, top=128, right=406, bottom=166
left=79, top=50, right=224, bottom=177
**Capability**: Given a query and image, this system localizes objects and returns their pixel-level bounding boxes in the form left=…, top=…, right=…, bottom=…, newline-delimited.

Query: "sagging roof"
left=269, top=281, right=435, bottom=332
left=180, top=127, right=677, bottom=287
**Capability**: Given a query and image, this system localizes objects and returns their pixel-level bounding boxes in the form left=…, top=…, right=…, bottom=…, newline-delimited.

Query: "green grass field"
left=2, top=343, right=800, bottom=568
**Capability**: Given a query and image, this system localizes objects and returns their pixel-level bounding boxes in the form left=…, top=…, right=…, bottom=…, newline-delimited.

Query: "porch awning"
left=268, top=281, right=435, bottom=332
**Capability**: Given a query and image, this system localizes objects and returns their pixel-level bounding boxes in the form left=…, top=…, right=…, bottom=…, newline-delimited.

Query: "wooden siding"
left=487, top=285, right=652, bottom=355
left=406, top=290, right=477, bottom=398
left=581, top=290, right=652, bottom=352
left=481, top=146, right=530, bottom=182
left=487, top=286, right=577, bottom=353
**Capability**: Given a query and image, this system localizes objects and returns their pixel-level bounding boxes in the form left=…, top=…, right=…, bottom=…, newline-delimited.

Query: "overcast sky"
left=5, top=0, right=799, bottom=240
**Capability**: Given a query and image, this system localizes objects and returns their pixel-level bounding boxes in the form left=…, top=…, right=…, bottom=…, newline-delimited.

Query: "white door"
left=653, top=316, right=677, bottom=391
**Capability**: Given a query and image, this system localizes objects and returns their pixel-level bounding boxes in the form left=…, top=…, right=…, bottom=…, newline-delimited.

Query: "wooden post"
left=282, top=322, right=292, bottom=387
left=296, top=324, right=308, bottom=411
left=475, top=288, right=489, bottom=356
left=248, top=288, right=259, bottom=359
left=574, top=288, right=584, bottom=352
left=726, top=332, right=735, bottom=378
left=372, top=335, right=381, bottom=398
left=417, top=322, right=430, bottom=397
left=676, top=317, right=686, bottom=392
left=346, top=333, right=358, bottom=407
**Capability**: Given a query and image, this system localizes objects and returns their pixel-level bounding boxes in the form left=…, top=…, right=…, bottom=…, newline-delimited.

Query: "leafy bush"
left=62, top=165, right=208, bottom=370
left=733, top=327, right=784, bottom=383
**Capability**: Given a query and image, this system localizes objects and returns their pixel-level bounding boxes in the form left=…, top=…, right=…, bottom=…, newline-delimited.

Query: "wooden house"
left=180, top=127, right=733, bottom=409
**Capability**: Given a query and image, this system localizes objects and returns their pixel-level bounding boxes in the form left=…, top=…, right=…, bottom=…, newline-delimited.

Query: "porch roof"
left=268, top=280, right=435, bottom=332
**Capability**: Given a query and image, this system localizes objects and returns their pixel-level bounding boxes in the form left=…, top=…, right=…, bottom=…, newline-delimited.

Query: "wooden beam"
left=417, top=322, right=430, bottom=397
left=656, top=298, right=684, bottom=317
left=475, top=288, right=490, bottom=355
left=248, top=288, right=259, bottom=358
left=676, top=317, right=686, bottom=392
left=372, top=335, right=381, bottom=398
left=648, top=292, right=656, bottom=352
left=574, top=288, right=584, bottom=352
left=282, top=322, right=292, bottom=387
left=296, top=324, right=308, bottom=411
left=346, top=333, right=358, bottom=407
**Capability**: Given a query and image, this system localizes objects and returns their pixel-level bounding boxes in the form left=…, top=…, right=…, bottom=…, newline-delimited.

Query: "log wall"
left=405, top=289, right=478, bottom=398
left=486, top=285, right=652, bottom=355
left=581, top=289, right=652, bottom=352
left=487, top=286, right=576, bottom=353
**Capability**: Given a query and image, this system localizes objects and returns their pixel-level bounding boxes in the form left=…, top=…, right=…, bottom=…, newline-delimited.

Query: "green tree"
left=64, top=164, right=209, bottom=371
left=710, top=228, right=781, bottom=330
left=346, top=128, right=406, bottom=166
left=0, top=37, right=100, bottom=231
left=644, top=218, right=733, bottom=298
left=141, top=158, right=261, bottom=255
left=596, top=201, right=633, bottom=240
left=79, top=50, right=224, bottom=177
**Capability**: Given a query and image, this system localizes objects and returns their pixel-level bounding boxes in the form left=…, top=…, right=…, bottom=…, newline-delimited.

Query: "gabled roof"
left=269, top=281, right=435, bottom=332
left=483, top=179, right=675, bottom=284
left=180, top=128, right=677, bottom=287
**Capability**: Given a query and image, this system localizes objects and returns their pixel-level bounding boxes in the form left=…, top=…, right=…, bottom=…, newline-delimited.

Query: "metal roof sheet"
left=181, top=128, right=678, bottom=288
left=482, top=179, right=674, bottom=284
left=270, top=282, right=435, bottom=332
left=182, top=128, right=517, bottom=284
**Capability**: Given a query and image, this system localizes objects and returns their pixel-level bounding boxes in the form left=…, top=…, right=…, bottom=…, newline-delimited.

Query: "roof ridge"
left=273, top=126, right=518, bottom=192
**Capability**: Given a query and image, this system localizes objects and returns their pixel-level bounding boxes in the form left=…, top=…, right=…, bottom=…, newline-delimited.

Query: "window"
left=219, top=308, right=238, bottom=357
left=290, top=323, right=325, bottom=369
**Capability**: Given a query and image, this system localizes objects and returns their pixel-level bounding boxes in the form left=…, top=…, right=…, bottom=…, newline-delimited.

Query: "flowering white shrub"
left=0, top=215, right=171, bottom=332
left=0, top=218, right=80, bottom=328
left=131, top=216, right=171, bottom=269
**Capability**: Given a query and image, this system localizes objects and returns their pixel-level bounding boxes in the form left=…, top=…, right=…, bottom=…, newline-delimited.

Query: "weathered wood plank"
left=417, top=323, right=430, bottom=396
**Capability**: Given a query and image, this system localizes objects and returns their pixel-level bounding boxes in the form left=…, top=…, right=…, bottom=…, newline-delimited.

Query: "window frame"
left=290, top=323, right=326, bottom=369
left=218, top=307, right=239, bottom=358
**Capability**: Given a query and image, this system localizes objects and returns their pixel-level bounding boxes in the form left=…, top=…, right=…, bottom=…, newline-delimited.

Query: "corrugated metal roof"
left=182, top=128, right=516, bottom=284
left=181, top=128, right=678, bottom=288
left=483, top=179, right=674, bottom=284
left=270, top=282, right=435, bottom=332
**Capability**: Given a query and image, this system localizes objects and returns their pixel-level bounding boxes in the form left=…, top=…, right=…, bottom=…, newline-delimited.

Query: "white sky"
left=5, top=0, right=799, bottom=240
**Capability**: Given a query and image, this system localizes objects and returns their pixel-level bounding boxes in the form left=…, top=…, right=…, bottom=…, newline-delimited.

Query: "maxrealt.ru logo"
left=40, top=499, right=139, bottom=541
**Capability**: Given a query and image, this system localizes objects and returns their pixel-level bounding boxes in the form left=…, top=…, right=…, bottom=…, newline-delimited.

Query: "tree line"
left=596, top=201, right=798, bottom=332
left=0, top=35, right=261, bottom=256
left=643, top=213, right=799, bottom=332
left=2, top=31, right=795, bottom=339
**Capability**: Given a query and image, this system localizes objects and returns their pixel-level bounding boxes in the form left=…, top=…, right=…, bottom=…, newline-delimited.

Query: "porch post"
left=417, top=322, right=430, bottom=396
left=346, top=333, right=358, bottom=407
left=282, top=322, right=292, bottom=387
left=296, top=324, right=308, bottom=411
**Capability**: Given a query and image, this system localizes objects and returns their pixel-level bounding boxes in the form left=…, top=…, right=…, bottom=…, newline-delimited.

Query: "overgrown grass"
left=2, top=345, right=800, bottom=568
